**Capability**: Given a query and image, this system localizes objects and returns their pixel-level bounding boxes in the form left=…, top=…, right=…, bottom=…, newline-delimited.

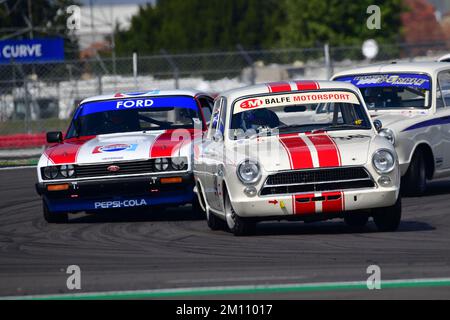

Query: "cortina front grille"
left=260, top=167, right=374, bottom=196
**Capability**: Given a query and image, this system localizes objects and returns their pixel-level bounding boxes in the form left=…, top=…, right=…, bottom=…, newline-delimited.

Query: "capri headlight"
left=237, top=160, right=261, bottom=184
left=43, top=166, right=59, bottom=179
left=171, top=157, right=188, bottom=170
left=372, top=149, right=395, bottom=174
left=154, top=158, right=169, bottom=171
left=60, top=164, right=75, bottom=177
left=379, top=128, right=395, bottom=145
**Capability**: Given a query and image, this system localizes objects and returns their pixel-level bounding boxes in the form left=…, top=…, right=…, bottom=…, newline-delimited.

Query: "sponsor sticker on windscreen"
left=76, top=96, right=199, bottom=118
left=234, top=91, right=360, bottom=114
left=335, top=73, right=431, bottom=90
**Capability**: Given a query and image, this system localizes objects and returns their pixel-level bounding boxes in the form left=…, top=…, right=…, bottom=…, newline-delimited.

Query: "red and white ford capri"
left=36, top=90, right=213, bottom=223
left=194, top=81, right=401, bottom=236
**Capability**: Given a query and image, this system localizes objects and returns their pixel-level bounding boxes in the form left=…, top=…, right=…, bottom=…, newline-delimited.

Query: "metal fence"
left=0, top=41, right=449, bottom=141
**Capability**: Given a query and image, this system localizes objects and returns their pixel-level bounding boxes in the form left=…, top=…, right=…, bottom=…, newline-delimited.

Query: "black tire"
left=344, top=212, right=369, bottom=228
left=43, top=201, right=68, bottom=223
left=206, top=210, right=224, bottom=230
left=224, top=193, right=255, bottom=236
left=372, top=197, right=402, bottom=232
left=401, top=151, right=427, bottom=196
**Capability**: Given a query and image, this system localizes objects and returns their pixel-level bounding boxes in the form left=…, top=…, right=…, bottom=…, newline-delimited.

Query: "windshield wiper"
left=271, top=124, right=314, bottom=132
left=311, top=124, right=367, bottom=133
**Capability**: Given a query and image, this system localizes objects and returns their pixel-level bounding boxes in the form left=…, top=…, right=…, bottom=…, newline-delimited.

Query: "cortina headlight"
left=154, top=158, right=169, bottom=171
left=237, top=160, right=261, bottom=184
left=60, top=164, right=75, bottom=177
left=372, top=149, right=395, bottom=174
left=379, top=128, right=395, bottom=145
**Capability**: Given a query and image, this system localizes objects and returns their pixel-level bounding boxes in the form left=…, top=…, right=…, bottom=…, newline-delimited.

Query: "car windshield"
left=335, top=73, right=432, bottom=109
left=66, top=96, right=202, bottom=138
left=230, top=90, right=371, bottom=138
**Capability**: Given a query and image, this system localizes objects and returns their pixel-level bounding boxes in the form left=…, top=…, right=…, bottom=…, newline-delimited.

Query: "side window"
left=436, top=87, right=444, bottom=109
left=207, top=98, right=222, bottom=139
left=198, top=97, right=213, bottom=125
left=437, top=71, right=450, bottom=108
left=218, top=97, right=227, bottom=135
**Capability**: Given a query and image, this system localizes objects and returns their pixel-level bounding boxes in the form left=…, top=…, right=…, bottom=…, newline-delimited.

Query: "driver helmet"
left=242, top=108, right=278, bottom=130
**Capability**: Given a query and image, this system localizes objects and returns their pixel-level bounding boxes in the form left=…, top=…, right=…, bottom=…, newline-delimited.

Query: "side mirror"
left=46, top=131, right=63, bottom=143
left=373, top=119, right=382, bottom=132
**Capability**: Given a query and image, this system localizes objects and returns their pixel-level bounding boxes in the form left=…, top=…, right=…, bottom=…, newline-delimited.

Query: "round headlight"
left=379, top=128, right=395, bottom=145
left=43, top=166, right=59, bottom=179
left=237, top=160, right=261, bottom=184
left=372, top=149, right=395, bottom=173
left=60, top=164, right=75, bottom=177
left=154, top=158, right=169, bottom=171
left=171, top=157, right=187, bottom=170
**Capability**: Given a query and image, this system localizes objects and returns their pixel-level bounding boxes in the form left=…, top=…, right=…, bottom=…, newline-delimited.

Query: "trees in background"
left=115, top=0, right=405, bottom=55
left=115, top=0, right=283, bottom=55
left=280, top=0, right=403, bottom=48
left=401, top=0, right=445, bottom=44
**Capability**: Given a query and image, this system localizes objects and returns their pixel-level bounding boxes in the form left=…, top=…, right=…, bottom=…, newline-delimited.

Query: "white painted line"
left=2, top=277, right=450, bottom=300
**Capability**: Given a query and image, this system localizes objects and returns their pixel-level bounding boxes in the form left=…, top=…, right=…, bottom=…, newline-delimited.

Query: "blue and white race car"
left=35, top=90, right=213, bottom=222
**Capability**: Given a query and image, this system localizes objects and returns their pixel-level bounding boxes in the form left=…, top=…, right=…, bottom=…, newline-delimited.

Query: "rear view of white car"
left=194, top=80, right=401, bottom=236
left=333, top=62, right=450, bottom=195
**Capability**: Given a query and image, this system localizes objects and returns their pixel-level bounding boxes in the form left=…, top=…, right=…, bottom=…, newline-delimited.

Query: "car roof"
left=79, top=89, right=208, bottom=105
left=219, top=80, right=362, bottom=102
left=438, top=54, right=450, bottom=62
left=332, top=61, right=450, bottom=79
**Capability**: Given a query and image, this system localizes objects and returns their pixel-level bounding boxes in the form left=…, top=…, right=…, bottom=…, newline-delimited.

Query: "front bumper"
left=231, top=187, right=399, bottom=218
left=36, top=173, right=195, bottom=213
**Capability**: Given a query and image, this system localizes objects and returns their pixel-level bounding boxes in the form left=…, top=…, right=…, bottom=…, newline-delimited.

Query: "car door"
left=208, top=97, right=227, bottom=212
left=436, top=70, right=450, bottom=169
left=201, top=97, right=226, bottom=211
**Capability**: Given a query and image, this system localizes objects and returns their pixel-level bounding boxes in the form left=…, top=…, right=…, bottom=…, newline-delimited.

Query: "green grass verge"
left=0, top=158, right=38, bottom=167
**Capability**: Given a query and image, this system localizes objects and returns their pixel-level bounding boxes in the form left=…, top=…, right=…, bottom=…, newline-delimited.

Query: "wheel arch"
left=221, top=179, right=233, bottom=211
left=194, top=178, right=208, bottom=212
left=411, top=143, right=435, bottom=179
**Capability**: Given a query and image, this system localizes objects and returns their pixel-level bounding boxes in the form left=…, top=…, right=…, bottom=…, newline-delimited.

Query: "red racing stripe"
left=306, top=134, right=341, bottom=167
left=278, top=133, right=314, bottom=170
left=150, top=129, right=191, bottom=158
left=44, top=136, right=95, bottom=164
left=321, top=191, right=344, bottom=213
left=267, top=81, right=291, bottom=93
left=294, top=80, right=319, bottom=91
left=279, top=133, right=315, bottom=215
left=294, top=194, right=316, bottom=215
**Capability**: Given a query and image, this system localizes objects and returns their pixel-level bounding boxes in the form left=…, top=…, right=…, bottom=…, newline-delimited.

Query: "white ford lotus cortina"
left=333, top=62, right=450, bottom=195
left=193, top=80, right=401, bottom=236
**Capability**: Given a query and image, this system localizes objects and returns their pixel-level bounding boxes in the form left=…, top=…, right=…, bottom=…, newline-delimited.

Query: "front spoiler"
left=36, top=173, right=195, bottom=213
left=231, top=187, right=399, bottom=218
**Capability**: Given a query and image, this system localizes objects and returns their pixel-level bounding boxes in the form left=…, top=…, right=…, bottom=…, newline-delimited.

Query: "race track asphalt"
left=1, top=167, right=450, bottom=299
